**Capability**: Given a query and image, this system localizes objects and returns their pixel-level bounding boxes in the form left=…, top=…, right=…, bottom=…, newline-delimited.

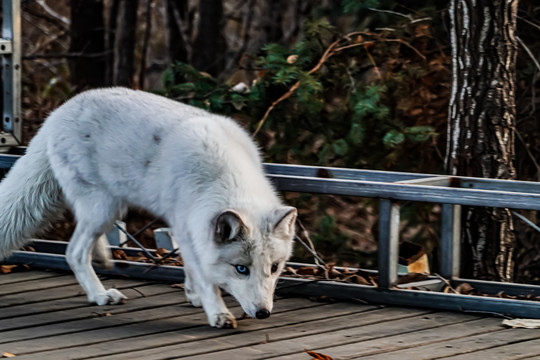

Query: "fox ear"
left=273, top=207, right=297, bottom=239
left=215, top=210, right=246, bottom=243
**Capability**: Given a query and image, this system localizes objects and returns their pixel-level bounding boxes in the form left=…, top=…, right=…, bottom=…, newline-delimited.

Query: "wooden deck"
left=0, top=270, right=539, bottom=359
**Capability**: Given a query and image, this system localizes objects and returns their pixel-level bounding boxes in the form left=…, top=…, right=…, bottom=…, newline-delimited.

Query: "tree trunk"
left=69, top=0, right=106, bottom=89
left=191, top=0, right=226, bottom=76
left=105, top=0, right=120, bottom=85
left=165, top=0, right=190, bottom=64
left=446, top=0, right=518, bottom=281
left=112, top=0, right=139, bottom=87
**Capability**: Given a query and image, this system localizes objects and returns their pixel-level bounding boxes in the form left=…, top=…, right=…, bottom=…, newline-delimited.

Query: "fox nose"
left=255, top=309, right=271, bottom=319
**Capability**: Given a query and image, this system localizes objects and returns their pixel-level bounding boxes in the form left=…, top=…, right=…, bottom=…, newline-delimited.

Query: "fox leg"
left=65, top=193, right=127, bottom=306
left=66, top=221, right=127, bottom=305
left=92, top=234, right=113, bottom=269
left=184, top=267, right=202, bottom=307
left=179, top=245, right=236, bottom=329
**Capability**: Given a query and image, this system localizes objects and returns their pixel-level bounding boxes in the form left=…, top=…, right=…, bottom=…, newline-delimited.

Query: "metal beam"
left=269, top=174, right=540, bottom=210
left=1, top=0, right=22, bottom=143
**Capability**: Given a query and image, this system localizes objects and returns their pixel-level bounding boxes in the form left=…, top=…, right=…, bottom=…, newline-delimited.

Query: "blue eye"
left=235, top=265, right=249, bottom=275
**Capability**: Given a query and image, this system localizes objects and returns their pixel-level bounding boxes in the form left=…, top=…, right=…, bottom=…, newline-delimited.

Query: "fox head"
left=211, top=206, right=297, bottom=319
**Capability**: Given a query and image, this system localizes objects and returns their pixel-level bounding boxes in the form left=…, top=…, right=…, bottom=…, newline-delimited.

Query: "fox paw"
left=186, top=290, right=202, bottom=307
left=91, top=289, right=127, bottom=305
left=210, top=312, right=237, bottom=329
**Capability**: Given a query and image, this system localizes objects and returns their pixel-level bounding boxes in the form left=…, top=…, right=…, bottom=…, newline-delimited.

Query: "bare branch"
left=35, top=0, right=69, bottom=26
left=516, top=35, right=540, bottom=72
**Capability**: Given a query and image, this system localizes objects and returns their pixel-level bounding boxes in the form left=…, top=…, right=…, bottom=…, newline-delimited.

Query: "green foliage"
left=342, top=0, right=381, bottom=14
left=162, top=7, right=448, bottom=266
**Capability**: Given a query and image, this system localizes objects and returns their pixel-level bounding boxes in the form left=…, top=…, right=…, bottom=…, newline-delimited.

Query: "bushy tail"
left=0, top=132, right=64, bottom=259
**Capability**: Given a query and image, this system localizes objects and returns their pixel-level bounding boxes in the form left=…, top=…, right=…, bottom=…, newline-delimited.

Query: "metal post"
left=1, top=0, right=22, bottom=144
left=106, top=220, right=127, bottom=247
left=154, top=228, right=178, bottom=251
left=440, top=204, right=461, bottom=279
left=378, top=199, right=400, bottom=289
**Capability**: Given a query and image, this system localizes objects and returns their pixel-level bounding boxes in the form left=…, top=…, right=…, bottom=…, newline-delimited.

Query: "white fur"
left=0, top=88, right=296, bottom=328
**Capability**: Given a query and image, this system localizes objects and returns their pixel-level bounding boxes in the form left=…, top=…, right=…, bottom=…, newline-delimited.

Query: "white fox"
left=0, top=88, right=297, bottom=328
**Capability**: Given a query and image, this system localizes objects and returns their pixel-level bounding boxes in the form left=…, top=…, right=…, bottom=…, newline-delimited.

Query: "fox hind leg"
left=92, top=234, right=113, bottom=269
left=65, top=195, right=127, bottom=305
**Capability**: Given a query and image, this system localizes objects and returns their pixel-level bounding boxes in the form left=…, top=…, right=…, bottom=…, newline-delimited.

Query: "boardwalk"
left=0, top=269, right=538, bottom=359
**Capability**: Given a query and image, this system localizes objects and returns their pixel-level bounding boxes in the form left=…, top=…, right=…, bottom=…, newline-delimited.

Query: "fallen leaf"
left=296, top=267, right=320, bottom=276
left=455, top=283, right=475, bottom=294
left=396, top=272, right=429, bottom=285
left=342, top=274, right=369, bottom=285
left=502, top=319, right=540, bottom=329
left=0, top=265, right=17, bottom=274
left=113, top=250, right=128, bottom=260
left=155, top=248, right=168, bottom=257
left=2, top=352, right=16, bottom=357
left=305, top=349, right=333, bottom=360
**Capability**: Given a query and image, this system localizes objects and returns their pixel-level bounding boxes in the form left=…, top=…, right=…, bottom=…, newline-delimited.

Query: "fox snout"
left=255, top=308, right=271, bottom=319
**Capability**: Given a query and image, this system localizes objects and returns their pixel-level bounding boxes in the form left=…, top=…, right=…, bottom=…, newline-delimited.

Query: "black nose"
left=255, top=309, right=271, bottom=319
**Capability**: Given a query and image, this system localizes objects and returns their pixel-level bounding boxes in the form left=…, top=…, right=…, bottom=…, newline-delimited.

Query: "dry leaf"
left=296, top=267, right=319, bottom=276
left=502, top=319, right=540, bottom=329
left=455, top=283, right=475, bottom=294
left=342, top=274, right=369, bottom=285
left=305, top=349, right=333, bottom=360
left=113, top=250, right=128, bottom=260
left=2, top=352, right=16, bottom=357
left=155, top=248, right=168, bottom=257
left=0, top=265, right=17, bottom=274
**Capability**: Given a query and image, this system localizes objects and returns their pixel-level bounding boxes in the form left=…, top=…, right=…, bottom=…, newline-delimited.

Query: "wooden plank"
left=0, top=273, right=79, bottom=296
left=0, top=284, right=183, bottom=331
left=295, top=317, right=503, bottom=360
left=5, top=297, right=339, bottom=359
left=405, top=329, right=540, bottom=360
left=0, top=277, right=153, bottom=314
left=0, top=281, right=160, bottom=320
left=0, top=269, right=66, bottom=285
left=178, top=311, right=480, bottom=360
left=80, top=307, right=433, bottom=360
left=0, top=294, right=245, bottom=355
left=0, top=298, right=192, bottom=344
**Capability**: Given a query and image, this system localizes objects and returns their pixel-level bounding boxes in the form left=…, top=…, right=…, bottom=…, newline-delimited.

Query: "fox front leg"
left=180, top=252, right=236, bottom=328
left=183, top=267, right=201, bottom=307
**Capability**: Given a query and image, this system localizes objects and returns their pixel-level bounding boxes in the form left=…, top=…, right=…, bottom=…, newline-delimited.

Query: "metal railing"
left=2, top=161, right=540, bottom=318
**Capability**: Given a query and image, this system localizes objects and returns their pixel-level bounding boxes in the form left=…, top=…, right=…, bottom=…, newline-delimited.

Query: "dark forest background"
left=9, top=0, right=540, bottom=283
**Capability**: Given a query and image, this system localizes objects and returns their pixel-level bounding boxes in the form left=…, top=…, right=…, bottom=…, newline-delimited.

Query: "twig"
left=514, top=129, right=540, bottom=181
left=518, top=15, right=540, bottom=32
left=22, top=50, right=112, bottom=60
left=368, top=7, right=413, bottom=20
left=36, top=0, right=69, bottom=25
left=516, top=36, right=540, bottom=73
left=294, top=219, right=326, bottom=267
left=364, top=44, right=382, bottom=80
left=433, top=273, right=458, bottom=294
